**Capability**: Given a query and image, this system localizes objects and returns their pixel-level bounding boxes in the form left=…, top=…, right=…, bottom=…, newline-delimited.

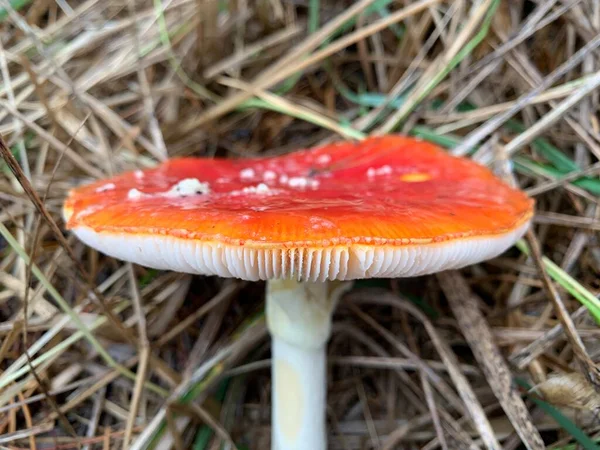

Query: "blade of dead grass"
left=128, top=0, right=168, bottom=162
left=182, top=0, right=440, bottom=130
left=156, top=280, right=243, bottom=346
left=183, top=0, right=383, bottom=127
left=0, top=311, right=78, bottom=387
left=476, top=71, right=600, bottom=164
left=534, top=211, right=600, bottom=230
left=0, top=101, right=104, bottom=178
left=0, top=135, right=137, bottom=345
left=374, top=0, right=500, bottom=134
left=437, top=270, right=546, bottom=450
left=430, top=74, right=596, bottom=130
left=509, top=306, right=590, bottom=369
left=346, top=303, right=469, bottom=421
left=350, top=291, right=502, bottom=450
left=223, top=77, right=366, bottom=140
left=153, top=0, right=218, bottom=102
left=0, top=421, right=55, bottom=445
left=203, top=25, right=303, bottom=79
left=0, top=36, right=29, bottom=180
left=0, top=222, right=166, bottom=396
left=438, top=0, right=568, bottom=114
left=522, top=229, right=600, bottom=389
left=0, top=308, right=124, bottom=403
left=122, top=264, right=151, bottom=449
left=515, top=240, right=600, bottom=324
left=453, top=33, right=600, bottom=156
left=130, top=312, right=267, bottom=450
left=16, top=390, right=36, bottom=450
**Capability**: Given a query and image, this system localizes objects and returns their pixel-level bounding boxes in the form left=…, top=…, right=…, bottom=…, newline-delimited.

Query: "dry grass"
left=1, top=0, right=600, bottom=448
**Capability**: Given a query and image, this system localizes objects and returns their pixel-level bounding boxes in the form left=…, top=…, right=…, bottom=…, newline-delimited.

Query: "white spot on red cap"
left=367, top=165, right=393, bottom=177
left=127, top=178, right=210, bottom=200
left=164, top=178, right=210, bottom=197
left=240, top=168, right=256, bottom=180
left=127, top=188, right=145, bottom=200
left=230, top=183, right=278, bottom=196
left=287, top=177, right=320, bottom=189
left=96, top=183, right=115, bottom=193
left=316, top=154, right=331, bottom=164
left=134, top=170, right=144, bottom=179
left=287, top=177, right=309, bottom=188
left=243, top=183, right=271, bottom=194
left=263, top=170, right=277, bottom=181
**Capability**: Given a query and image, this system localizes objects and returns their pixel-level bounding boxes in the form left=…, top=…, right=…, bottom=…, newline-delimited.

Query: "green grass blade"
left=241, top=97, right=366, bottom=140
left=409, top=126, right=461, bottom=149
left=192, top=379, right=231, bottom=450
left=513, top=157, right=600, bottom=195
left=0, top=0, right=31, bottom=22
left=309, top=0, right=320, bottom=34
left=515, top=378, right=600, bottom=450
left=516, top=239, right=600, bottom=324
left=506, top=120, right=579, bottom=172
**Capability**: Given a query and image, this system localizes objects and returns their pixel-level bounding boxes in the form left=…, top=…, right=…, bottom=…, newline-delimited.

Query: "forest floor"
left=1, top=0, right=600, bottom=449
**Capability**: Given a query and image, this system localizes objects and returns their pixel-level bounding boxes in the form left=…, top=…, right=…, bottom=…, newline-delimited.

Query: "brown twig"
left=437, top=270, right=545, bottom=450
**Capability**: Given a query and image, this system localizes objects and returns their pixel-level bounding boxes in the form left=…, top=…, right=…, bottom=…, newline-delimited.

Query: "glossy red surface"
left=64, top=136, right=534, bottom=247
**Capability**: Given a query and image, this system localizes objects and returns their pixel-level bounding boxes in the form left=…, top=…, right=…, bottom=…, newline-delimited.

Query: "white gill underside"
left=72, top=222, right=530, bottom=281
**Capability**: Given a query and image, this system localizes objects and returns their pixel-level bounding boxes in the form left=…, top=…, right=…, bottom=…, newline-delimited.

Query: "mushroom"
left=63, top=135, right=534, bottom=450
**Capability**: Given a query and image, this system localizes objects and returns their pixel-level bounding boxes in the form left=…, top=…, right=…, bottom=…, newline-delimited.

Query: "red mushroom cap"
left=63, top=135, right=534, bottom=281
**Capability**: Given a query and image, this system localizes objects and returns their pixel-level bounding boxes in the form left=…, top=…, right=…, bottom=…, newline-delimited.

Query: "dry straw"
left=1, top=0, right=600, bottom=449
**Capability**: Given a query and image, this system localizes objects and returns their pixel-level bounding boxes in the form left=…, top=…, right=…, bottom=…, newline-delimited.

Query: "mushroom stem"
left=266, top=279, right=350, bottom=450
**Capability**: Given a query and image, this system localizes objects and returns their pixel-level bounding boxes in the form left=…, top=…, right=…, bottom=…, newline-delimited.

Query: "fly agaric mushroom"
left=63, top=135, right=534, bottom=450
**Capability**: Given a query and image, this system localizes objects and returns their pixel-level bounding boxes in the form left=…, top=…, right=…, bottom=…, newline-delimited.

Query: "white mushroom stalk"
left=266, top=279, right=351, bottom=450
